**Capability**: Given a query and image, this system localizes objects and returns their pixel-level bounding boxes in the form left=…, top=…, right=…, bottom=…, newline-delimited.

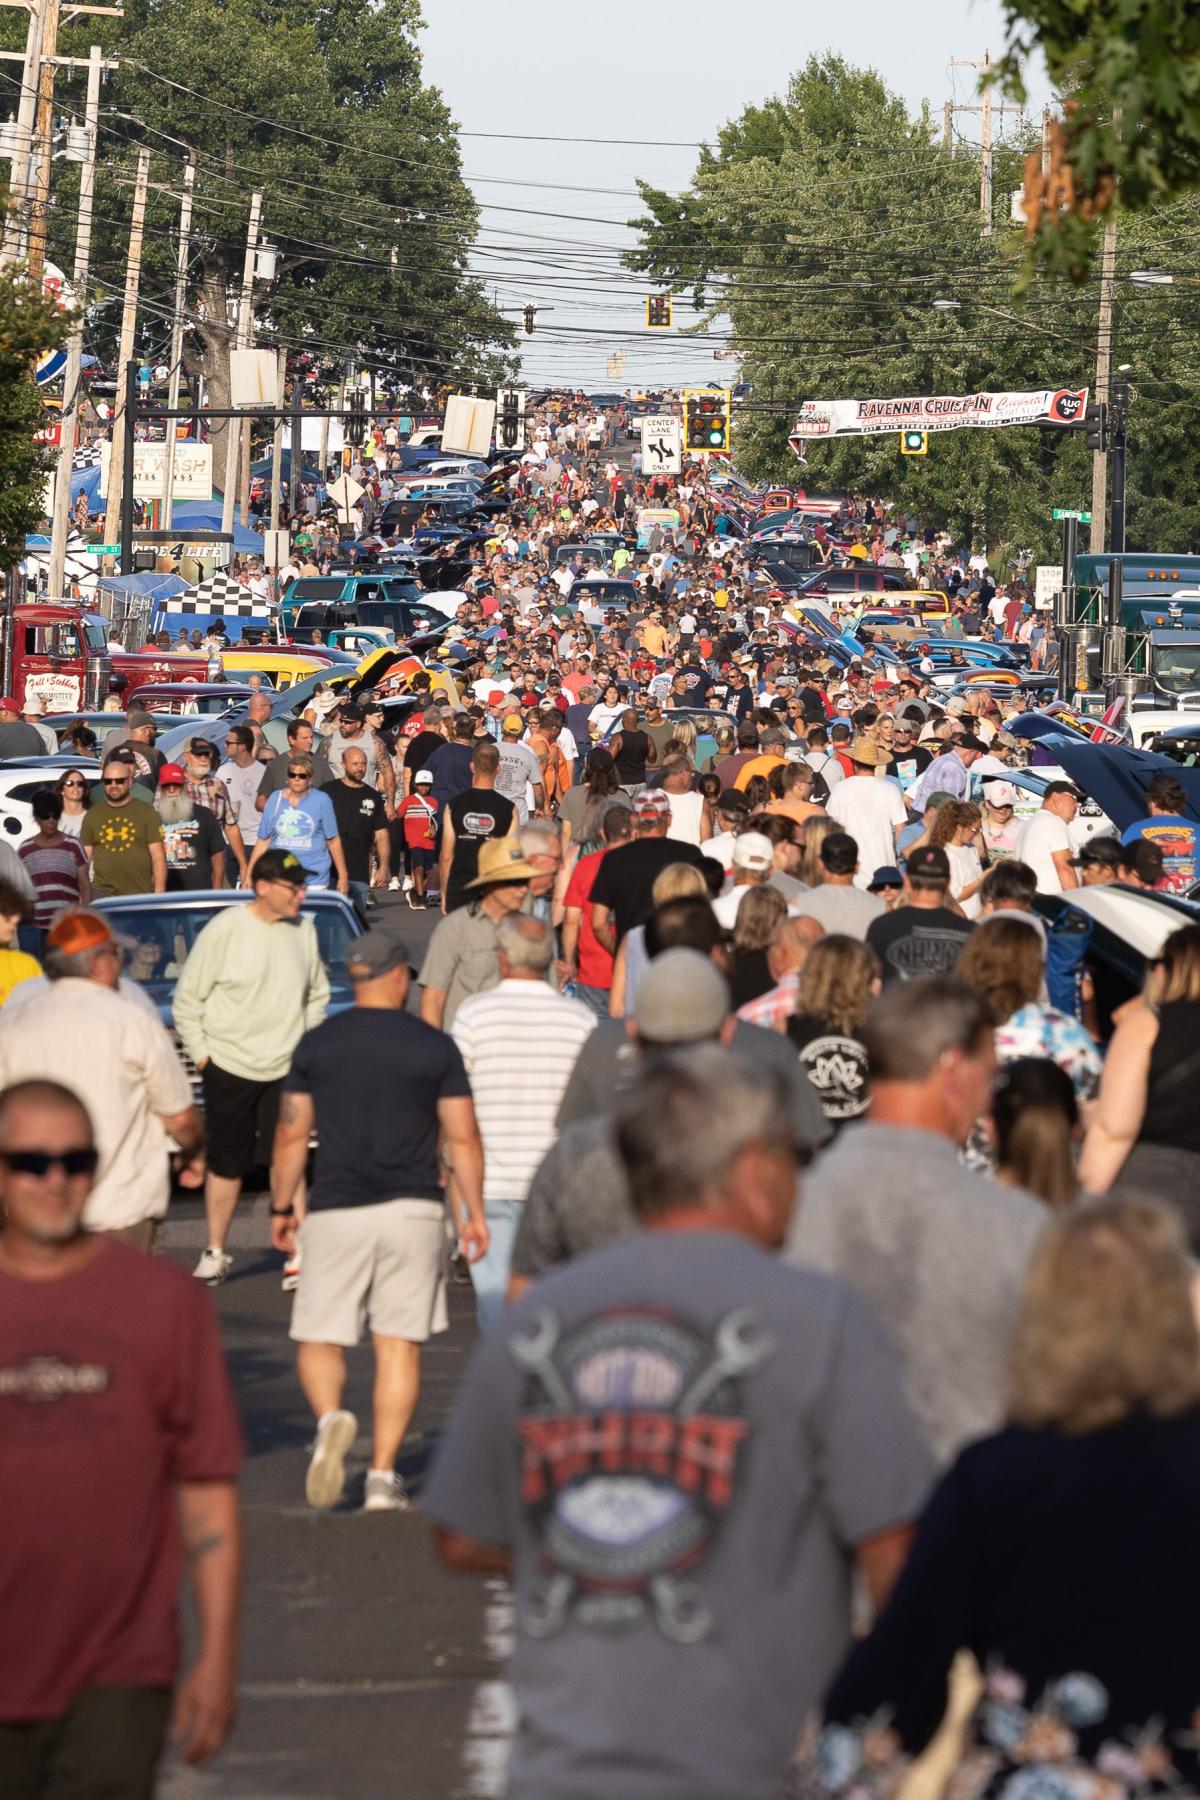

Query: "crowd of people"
left=5, top=391, right=1200, bottom=1799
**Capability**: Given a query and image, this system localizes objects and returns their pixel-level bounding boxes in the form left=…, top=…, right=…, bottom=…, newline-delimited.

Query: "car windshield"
left=103, top=900, right=358, bottom=1011
left=1152, top=645, right=1200, bottom=696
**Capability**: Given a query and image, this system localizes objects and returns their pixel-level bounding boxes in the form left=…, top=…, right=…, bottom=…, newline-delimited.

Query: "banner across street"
left=792, top=386, right=1090, bottom=437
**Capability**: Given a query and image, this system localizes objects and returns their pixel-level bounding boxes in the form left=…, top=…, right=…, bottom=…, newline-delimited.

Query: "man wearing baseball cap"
left=712, top=831, right=775, bottom=929
left=174, top=849, right=331, bottom=1287
left=0, top=909, right=204, bottom=1245
left=866, top=844, right=975, bottom=983
left=19, top=693, right=57, bottom=754
left=271, top=929, right=487, bottom=1514
left=589, top=789, right=707, bottom=954
left=495, top=713, right=544, bottom=822
left=155, top=764, right=226, bottom=892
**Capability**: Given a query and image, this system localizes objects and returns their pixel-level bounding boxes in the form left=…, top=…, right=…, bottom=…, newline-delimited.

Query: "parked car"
left=1034, top=885, right=1200, bottom=1039
left=123, top=682, right=262, bottom=716
left=93, top=889, right=364, bottom=1103
left=0, top=755, right=100, bottom=846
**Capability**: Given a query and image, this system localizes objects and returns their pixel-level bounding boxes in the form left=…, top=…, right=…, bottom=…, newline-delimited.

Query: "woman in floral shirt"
left=791, top=1198, right=1200, bottom=1800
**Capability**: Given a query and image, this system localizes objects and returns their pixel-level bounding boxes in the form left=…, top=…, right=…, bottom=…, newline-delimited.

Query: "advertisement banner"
left=793, top=388, right=1089, bottom=438
left=100, top=439, right=213, bottom=500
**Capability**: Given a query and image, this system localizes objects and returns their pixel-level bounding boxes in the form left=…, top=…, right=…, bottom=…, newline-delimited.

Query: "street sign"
left=79, top=543, right=120, bottom=556
left=639, top=415, right=681, bottom=475
left=1034, top=565, right=1062, bottom=609
left=1052, top=508, right=1092, bottom=522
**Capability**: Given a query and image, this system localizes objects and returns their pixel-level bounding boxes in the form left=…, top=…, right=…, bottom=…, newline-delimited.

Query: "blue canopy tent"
left=96, top=571, right=190, bottom=607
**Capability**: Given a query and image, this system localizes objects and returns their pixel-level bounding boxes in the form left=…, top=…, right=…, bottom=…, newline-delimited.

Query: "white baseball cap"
left=22, top=695, right=44, bottom=715
left=732, top=832, right=775, bottom=873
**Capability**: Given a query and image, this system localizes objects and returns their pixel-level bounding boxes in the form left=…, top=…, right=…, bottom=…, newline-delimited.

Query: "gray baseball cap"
left=634, top=949, right=729, bottom=1045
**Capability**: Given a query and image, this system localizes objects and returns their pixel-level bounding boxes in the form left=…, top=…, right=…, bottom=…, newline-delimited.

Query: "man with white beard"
left=154, top=763, right=227, bottom=892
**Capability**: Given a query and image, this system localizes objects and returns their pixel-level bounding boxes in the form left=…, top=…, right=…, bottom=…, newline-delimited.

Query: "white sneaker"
left=305, top=1409, right=357, bottom=1511
left=282, top=1248, right=301, bottom=1292
left=193, top=1247, right=232, bottom=1286
left=388, top=876, right=401, bottom=891
left=363, top=1470, right=412, bottom=1513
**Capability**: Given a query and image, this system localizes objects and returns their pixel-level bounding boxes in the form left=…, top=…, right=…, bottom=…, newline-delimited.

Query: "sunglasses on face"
left=0, top=1147, right=98, bottom=1178
left=288, top=768, right=311, bottom=779
left=62, top=779, right=84, bottom=789
left=102, top=777, right=130, bottom=787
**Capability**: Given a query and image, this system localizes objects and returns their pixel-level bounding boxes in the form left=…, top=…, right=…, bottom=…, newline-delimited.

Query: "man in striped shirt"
left=451, top=915, right=595, bottom=1330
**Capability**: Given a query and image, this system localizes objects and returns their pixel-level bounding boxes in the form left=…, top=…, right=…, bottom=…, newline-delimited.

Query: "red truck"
left=2, top=603, right=214, bottom=712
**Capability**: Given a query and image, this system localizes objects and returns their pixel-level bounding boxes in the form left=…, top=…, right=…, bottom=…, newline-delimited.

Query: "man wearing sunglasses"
left=0, top=1076, right=243, bottom=1786
left=80, top=758, right=167, bottom=897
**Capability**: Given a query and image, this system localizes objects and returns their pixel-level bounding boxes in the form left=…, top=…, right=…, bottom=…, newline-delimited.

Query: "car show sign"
left=792, top=388, right=1090, bottom=437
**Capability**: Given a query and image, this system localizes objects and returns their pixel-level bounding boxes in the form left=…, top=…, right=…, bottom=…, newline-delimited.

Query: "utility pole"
left=943, top=101, right=953, bottom=153
left=220, top=189, right=261, bottom=538
left=946, top=52, right=1018, bottom=237
left=47, top=42, right=102, bottom=597
left=160, top=154, right=195, bottom=530
left=26, top=0, right=59, bottom=279
left=0, top=0, right=50, bottom=264
left=101, top=145, right=150, bottom=558
left=1089, top=213, right=1117, bottom=553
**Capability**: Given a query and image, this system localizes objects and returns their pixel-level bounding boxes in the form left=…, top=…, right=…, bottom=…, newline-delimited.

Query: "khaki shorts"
left=289, top=1199, right=449, bottom=1347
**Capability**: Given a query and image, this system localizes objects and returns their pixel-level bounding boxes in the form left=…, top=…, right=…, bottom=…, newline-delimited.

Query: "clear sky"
left=418, top=0, right=1051, bottom=393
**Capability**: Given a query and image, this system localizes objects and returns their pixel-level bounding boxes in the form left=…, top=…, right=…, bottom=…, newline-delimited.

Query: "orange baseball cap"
left=45, top=912, right=118, bottom=955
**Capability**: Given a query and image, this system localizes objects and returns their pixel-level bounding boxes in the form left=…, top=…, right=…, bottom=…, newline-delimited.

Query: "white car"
left=0, top=756, right=98, bottom=849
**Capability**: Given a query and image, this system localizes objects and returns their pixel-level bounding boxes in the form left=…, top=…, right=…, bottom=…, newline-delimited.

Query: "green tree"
left=0, top=265, right=69, bottom=562
left=628, top=54, right=1200, bottom=561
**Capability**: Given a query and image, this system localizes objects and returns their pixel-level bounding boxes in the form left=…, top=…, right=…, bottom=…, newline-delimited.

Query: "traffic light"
left=683, top=388, right=730, bottom=454
left=496, top=387, right=525, bottom=451
left=645, top=293, right=672, bottom=329
left=1084, top=401, right=1108, bottom=452
left=523, top=303, right=537, bottom=335
left=900, top=429, right=928, bottom=456
left=346, top=391, right=367, bottom=448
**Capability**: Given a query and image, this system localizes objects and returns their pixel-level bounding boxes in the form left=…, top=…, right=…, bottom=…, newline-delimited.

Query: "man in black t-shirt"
left=154, top=764, right=225, bottom=891
left=321, top=747, right=389, bottom=914
left=440, top=741, right=516, bottom=914
left=866, top=846, right=974, bottom=983
left=400, top=707, right=447, bottom=791
left=589, top=789, right=706, bottom=951
left=883, top=719, right=933, bottom=785
left=272, top=929, right=487, bottom=1513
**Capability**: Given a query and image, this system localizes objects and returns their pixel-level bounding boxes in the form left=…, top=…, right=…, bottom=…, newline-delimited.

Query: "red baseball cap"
left=0, top=696, right=17, bottom=711
left=158, top=762, right=187, bottom=786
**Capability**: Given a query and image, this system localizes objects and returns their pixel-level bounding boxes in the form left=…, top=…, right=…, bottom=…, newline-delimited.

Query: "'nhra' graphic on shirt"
left=512, top=1305, right=771, bottom=1643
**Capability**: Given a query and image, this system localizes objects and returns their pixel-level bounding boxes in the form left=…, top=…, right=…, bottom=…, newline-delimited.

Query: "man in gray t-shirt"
left=495, top=723, right=544, bottom=822
left=428, top=1047, right=932, bottom=1800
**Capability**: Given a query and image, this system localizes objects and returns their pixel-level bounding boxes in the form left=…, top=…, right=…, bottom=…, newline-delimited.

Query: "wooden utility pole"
left=26, top=0, right=58, bottom=279
left=47, top=42, right=103, bottom=596
left=1090, top=213, right=1118, bottom=553
left=160, top=155, right=195, bottom=530
left=946, top=52, right=1018, bottom=237
left=0, top=0, right=50, bottom=264
left=101, top=145, right=150, bottom=554
left=943, top=101, right=953, bottom=153
left=220, top=189, right=261, bottom=538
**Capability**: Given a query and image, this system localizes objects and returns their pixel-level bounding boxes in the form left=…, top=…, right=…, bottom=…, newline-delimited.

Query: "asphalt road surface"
left=158, top=889, right=513, bottom=1800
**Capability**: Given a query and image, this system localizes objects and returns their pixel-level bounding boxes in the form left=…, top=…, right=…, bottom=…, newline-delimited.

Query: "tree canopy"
left=0, top=270, right=68, bottom=562
left=626, top=55, right=1200, bottom=562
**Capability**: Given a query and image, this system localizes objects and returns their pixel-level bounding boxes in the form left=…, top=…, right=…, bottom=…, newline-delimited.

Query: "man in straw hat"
left=825, top=732, right=909, bottom=891
left=417, top=837, right=542, bottom=1032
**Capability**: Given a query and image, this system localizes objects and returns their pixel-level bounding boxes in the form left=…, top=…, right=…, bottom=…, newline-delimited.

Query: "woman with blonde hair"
left=796, top=813, right=838, bottom=888
left=992, top=1057, right=1080, bottom=1210
left=1080, top=922, right=1200, bottom=1238
left=729, top=882, right=787, bottom=1009
left=786, top=936, right=878, bottom=1127
left=792, top=1196, right=1200, bottom=1800
left=929, top=800, right=986, bottom=917
left=607, top=862, right=710, bottom=1017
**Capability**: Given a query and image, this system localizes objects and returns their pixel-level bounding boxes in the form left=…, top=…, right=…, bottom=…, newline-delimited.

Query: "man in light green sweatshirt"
left=174, top=849, right=330, bottom=1286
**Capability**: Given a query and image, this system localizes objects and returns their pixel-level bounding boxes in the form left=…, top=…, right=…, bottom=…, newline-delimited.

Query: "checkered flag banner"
left=169, top=571, right=273, bottom=619
left=72, top=443, right=103, bottom=469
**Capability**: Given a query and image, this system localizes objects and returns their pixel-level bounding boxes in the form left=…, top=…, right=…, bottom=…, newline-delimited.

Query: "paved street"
left=157, top=891, right=513, bottom=1800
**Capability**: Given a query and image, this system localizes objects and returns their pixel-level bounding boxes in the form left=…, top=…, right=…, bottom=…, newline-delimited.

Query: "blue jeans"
left=573, top=982, right=611, bottom=1020
left=347, top=878, right=370, bottom=918
left=472, top=1199, right=523, bottom=1334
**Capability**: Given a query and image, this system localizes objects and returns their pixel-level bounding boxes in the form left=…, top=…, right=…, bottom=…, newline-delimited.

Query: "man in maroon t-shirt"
left=0, top=1078, right=244, bottom=1792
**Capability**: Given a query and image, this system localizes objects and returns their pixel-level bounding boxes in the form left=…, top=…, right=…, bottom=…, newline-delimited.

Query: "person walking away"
left=826, top=738, right=907, bottom=891
left=791, top=1198, right=1200, bottom=1800
left=793, top=831, right=885, bottom=940
left=787, top=978, right=1046, bottom=1463
left=20, top=791, right=90, bottom=928
left=0, top=1077, right=242, bottom=1790
left=174, top=850, right=330, bottom=1285
left=660, top=755, right=713, bottom=846
left=427, top=1047, right=933, bottom=1800
left=395, top=768, right=439, bottom=908
left=418, top=838, right=540, bottom=1031
left=865, top=845, right=974, bottom=983
left=250, top=753, right=349, bottom=895
left=321, top=746, right=389, bottom=916
left=786, top=935, right=879, bottom=1129
left=451, top=916, right=595, bottom=1329
left=590, top=789, right=706, bottom=953
left=608, top=706, right=655, bottom=793
left=1014, top=781, right=1081, bottom=894
left=270, top=931, right=487, bottom=1513
left=154, top=764, right=226, bottom=892
left=562, top=806, right=633, bottom=1018
left=19, top=695, right=56, bottom=754
left=81, top=758, right=166, bottom=897
left=1079, top=921, right=1200, bottom=1239
left=0, top=909, right=204, bottom=1245
left=439, top=741, right=516, bottom=915
left=0, top=695, right=49, bottom=758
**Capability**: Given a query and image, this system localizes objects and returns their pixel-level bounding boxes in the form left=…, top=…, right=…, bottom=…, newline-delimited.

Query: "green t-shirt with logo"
left=81, top=797, right=163, bottom=895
